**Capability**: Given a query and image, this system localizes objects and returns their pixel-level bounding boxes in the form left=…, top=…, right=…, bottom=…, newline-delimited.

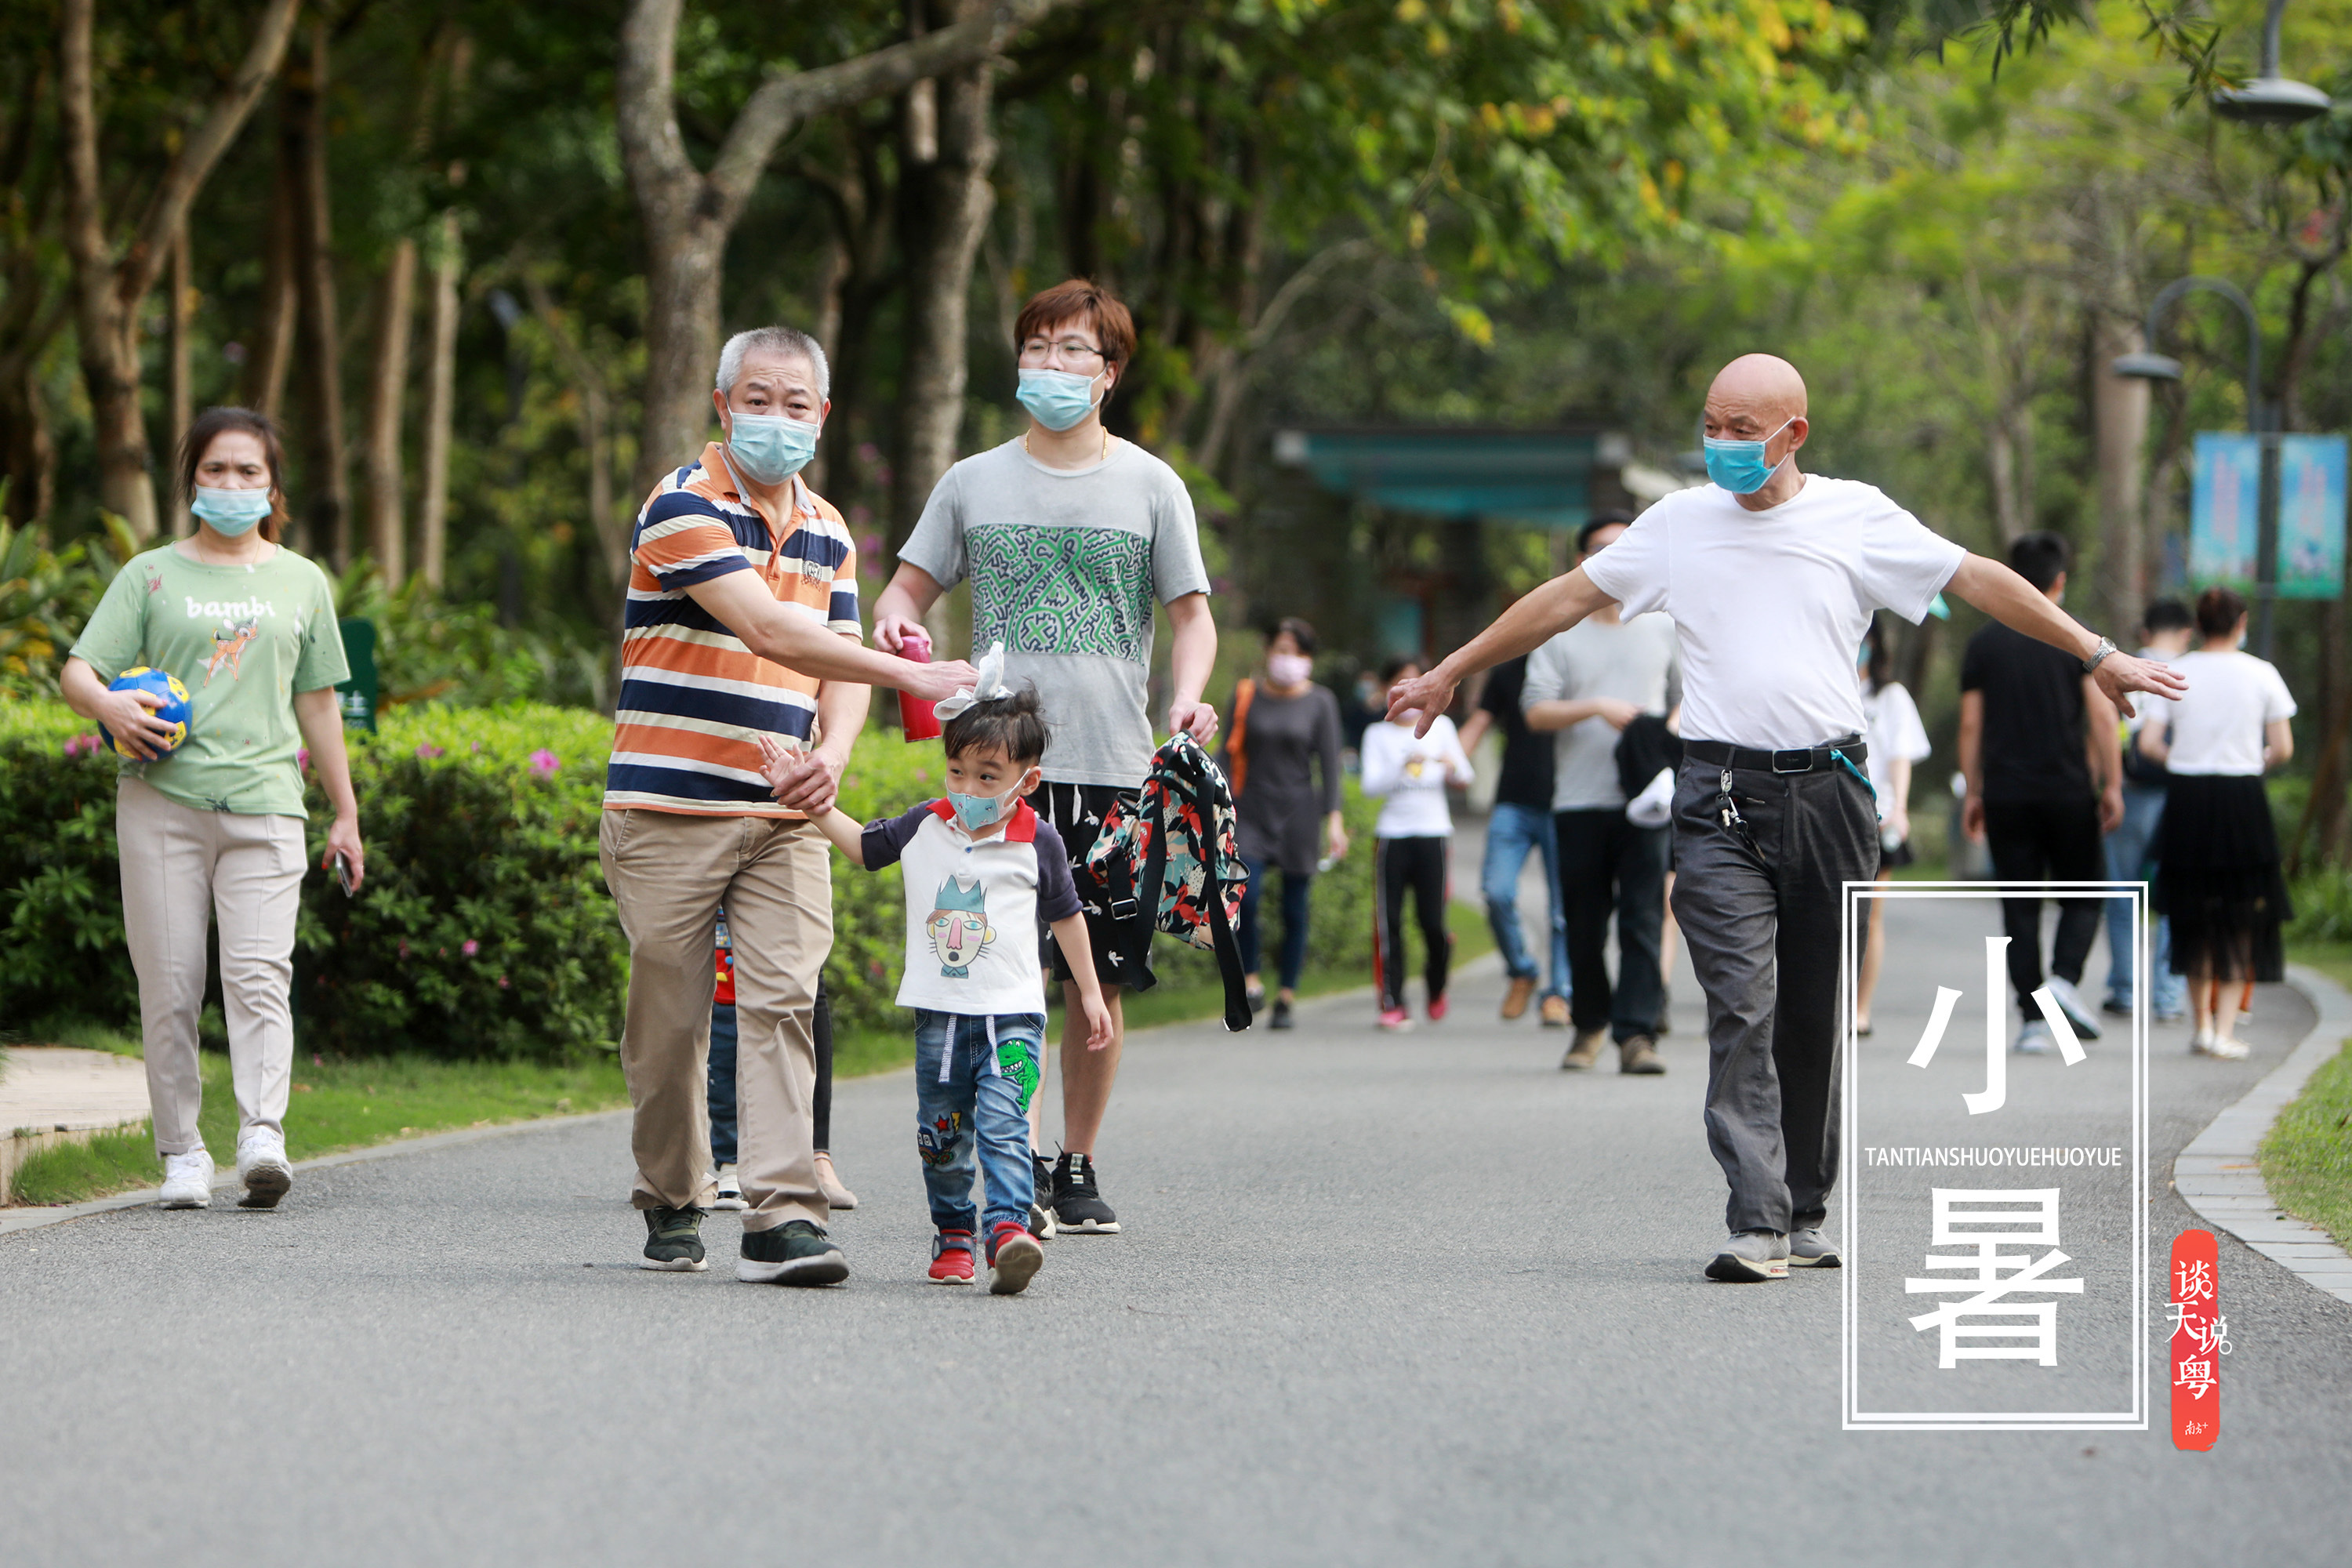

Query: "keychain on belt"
left=1715, top=769, right=1760, bottom=856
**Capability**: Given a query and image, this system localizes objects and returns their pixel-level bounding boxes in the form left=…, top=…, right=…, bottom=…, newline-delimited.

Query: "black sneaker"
left=640, top=1206, right=707, bottom=1272
left=1028, top=1151, right=1058, bottom=1239
left=1051, top=1151, right=1120, bottom=1234
left=737, top=1218, right=849, bottom=1286
left=1270, top=998, right=1294, bottom=1030
left=1246, top=986, right=1267, bottom=1015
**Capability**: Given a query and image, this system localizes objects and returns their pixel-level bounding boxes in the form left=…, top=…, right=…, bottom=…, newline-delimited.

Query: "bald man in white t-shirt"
left=1389, top=354, right=2186, bottom=1283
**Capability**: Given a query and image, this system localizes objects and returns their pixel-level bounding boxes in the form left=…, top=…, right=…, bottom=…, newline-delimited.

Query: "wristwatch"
left=2082, top=636, right=2118, bottom=674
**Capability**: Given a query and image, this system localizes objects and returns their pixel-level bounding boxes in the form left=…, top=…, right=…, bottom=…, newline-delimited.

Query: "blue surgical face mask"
left=1702, top=415, right=1797, bottom=495
left=725, top=411, right=820, bottom=486
left=947, top=786, right=1013, bottom=833
left=1016, top=368, right=1102, bottom=433
left=191, top=485, right=273, bottom=536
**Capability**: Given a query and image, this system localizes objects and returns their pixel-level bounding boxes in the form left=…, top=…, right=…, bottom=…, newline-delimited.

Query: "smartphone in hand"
left=333, top=853, right=355, bottom=897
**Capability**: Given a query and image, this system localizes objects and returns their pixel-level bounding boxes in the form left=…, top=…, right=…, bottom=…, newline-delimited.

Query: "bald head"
left=1706, top=354, right=1808, bottom=434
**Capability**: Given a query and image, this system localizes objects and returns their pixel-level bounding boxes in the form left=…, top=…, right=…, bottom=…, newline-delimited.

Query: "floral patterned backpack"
left=1084, top=733, right=1254, bottom=1031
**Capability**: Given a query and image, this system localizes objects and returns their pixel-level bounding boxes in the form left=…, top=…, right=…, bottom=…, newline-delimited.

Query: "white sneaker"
left=2194, top=1033, right=2251, bottom=1061
left=712, top=1163, right=749, bottom=1210
left=2014, top=1018, right=2056, bottom=1055
left=158, top=1147, right=215, bottom=1209
left=234, top=1128, right=292, bottom=1210
left=2042, top=976, right=2103, bottom=1040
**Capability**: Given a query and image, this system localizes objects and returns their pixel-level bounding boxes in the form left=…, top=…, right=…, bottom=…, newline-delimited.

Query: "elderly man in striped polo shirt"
left=601, top=325, right=974, bottom=1285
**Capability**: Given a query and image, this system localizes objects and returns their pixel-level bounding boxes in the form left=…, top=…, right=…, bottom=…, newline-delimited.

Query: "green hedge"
left=2, top=698, right=1388, bottom=1057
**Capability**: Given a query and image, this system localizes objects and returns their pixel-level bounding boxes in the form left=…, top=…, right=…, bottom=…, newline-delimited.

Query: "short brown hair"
left=2195, top=586, right=2249, bottom=640
left=1014, top=278, right=1136, bottom=370
left=178, top=406, right=289, bottom=543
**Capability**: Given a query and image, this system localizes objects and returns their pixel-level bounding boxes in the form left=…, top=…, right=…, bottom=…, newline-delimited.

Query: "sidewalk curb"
left=2172, top=964, right=2352, bottom=1307
left=0, top=1108, right=632, bottom=1240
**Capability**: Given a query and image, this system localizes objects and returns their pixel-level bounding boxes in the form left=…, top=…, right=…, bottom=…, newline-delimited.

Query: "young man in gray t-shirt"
left=874, top=280, right=1217, bottom=1237
left=1523, top=515, right=1680, bottom=1074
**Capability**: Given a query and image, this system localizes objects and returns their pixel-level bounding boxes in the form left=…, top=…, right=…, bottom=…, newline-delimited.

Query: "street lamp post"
left=2211, top=0, right=2333, bottom=124
left=2111, top=276, right=2285, bottom=658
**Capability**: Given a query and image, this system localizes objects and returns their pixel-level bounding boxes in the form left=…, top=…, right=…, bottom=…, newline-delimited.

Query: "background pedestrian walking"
left=1958, top=531, right=2121, bottom=1055
left=1362, top=658, right=1473, bottom=1030
left=60, top=406, right=361, bottom=1213
left=1523, top=514, right=1679, bottom=1075
left=2102, top=599, right=2194, bottom=1023
left=1456, top=640, right=1572, bottom=1029
left=1220, top=618, right=1348, bottom=1031
left=2140, top=586, right=2296, bottom=1058
left=1853, top=613, right=1931, bottom=1037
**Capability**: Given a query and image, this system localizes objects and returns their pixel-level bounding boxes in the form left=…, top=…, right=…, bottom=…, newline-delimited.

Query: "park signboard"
left=1842, top=880, right=2148, bottom=1432
left=2276, top=434, right=2347, bottom=599
left=2190, top=430, right=2347, bottom=599
left=2189, top=432, right=2261, bottom=586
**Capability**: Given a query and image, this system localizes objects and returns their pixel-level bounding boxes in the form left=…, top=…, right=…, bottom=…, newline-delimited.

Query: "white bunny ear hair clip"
left=933, top=641, right=1011, bottom=720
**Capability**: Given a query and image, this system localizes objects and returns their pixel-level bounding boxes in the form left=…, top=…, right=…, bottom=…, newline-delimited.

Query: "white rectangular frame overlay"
left=1839, top=880, right=2148, bottom=1432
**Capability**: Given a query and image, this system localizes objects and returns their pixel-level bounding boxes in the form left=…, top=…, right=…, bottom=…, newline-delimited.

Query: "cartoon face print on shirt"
left=926, top=873, right=995, bottom=978
left=205, top=614, right=263, bottom=685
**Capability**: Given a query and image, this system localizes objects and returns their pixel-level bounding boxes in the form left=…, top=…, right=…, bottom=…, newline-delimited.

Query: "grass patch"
left=5, top=1050, right=629, bottom=1208
left=833, top=900, right=1497, bottom=1078
left=2288, top=939, right=2352, bottom=997
left=2259, top=1035, right=2352, bottom=1252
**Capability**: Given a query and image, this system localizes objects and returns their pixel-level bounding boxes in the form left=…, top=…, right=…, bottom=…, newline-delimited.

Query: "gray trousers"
left=1669, top=757, right=1876, bottom=1236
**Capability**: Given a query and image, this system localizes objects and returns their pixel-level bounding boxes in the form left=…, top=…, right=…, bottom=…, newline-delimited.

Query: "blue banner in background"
left=2276, top=434, right=2347, bottom=600
left=2190, top=432, right=2262, bottom=586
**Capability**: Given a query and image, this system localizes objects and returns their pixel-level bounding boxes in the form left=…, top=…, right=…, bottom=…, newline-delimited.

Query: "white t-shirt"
left=1360, top=715, right=1472, bottom=838
left=858, top=799, right=1083, bottom=1015
left=1521, top=613, right=1681, bottom=810
left=2149, top=649, right=2296, bottom=776
left=1580, top=477, right=1966, bottom=750
left=1860, top=680, right=1931, bottom=823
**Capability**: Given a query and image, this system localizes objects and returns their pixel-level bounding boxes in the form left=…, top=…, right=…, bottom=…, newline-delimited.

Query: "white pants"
left=117, top=777, right=305, bottom=1156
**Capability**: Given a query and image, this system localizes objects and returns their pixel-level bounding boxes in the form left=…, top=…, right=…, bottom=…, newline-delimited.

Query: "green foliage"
left=328, top=561, right=617, bottom=712
left=0, top=504, right=140, bottom=700
left=2289, top=866, right=2352, bottom=946
left=2259, top=1037, right=2352, bottom=1253
left=0, top=699, right=138, bottom=1025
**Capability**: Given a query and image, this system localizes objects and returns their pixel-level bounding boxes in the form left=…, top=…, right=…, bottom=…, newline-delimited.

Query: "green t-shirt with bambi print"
left=70, top=543, right=349, bottom=818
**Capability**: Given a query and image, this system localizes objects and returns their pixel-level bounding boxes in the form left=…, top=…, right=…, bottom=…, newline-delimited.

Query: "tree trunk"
left=417, top=210, right=460, bottom=589
left=289, top=19, right=350, bottom=567
left=165, top=218, right=194, bottom=535
left=614, top=0, right=1077, bottom=509
left=2090, top=313, right=2149, bottom=638
left=56, top=0, right=302, bottom=539
left=364, top=237, right=416, bottom=585
left=891, top=33, right=996, bottom=550
left=245, top=107, right=300, bottom=419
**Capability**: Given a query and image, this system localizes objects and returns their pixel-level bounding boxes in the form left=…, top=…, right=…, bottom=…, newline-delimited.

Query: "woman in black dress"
left=1221, top=618, right=1348, bottom=1029
left=2140, top=587, right=2297, bottom=1059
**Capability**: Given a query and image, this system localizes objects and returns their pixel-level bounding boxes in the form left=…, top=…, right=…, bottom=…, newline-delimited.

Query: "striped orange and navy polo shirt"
left=602, top=442, right=861, bottom=817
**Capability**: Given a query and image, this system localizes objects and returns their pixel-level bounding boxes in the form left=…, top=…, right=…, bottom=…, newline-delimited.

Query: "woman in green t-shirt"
left=61, top=407, right=366, bottom=1213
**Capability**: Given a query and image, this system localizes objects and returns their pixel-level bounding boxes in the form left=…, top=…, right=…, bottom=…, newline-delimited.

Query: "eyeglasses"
left=1019, top=338, right=1106, bottom=368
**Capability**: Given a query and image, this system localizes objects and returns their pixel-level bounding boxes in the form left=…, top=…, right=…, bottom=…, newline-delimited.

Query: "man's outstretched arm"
left=1385, top=566, right=1617, bottom=737
left=1944, top=554, right=2187, bottom=718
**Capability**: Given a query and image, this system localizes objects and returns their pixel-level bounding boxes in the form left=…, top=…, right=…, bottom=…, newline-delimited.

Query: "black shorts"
left=1029, top=781, right=1156, bottom=993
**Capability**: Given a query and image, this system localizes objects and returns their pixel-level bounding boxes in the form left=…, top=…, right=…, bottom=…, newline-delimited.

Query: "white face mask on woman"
left=1266, top=652, right=1312, bottom=688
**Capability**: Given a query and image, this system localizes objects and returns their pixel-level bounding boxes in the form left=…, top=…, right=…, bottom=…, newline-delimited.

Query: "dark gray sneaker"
left=1028, top=1151, right=1058, bottom=1240
left=641, top=1206, right=707, bottom=1272
left=1788, top=1229, right=1841, bottom=1269
left=1704, top=1229, right=1790, bottom=1282
left=1051, top=1151, right=1120, bottom=1234
left=737, top=1218, right=849, bottom=1286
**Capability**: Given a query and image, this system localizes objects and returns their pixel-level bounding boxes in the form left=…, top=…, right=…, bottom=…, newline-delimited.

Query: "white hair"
left=715, top=326, right=830, bottom=401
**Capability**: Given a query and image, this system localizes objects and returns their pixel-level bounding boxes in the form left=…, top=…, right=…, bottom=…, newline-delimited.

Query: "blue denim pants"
left=2103, top=783, right=2187, bottom=1015
left=1483, top=801, right=1570, bottom=999
left=1238, top=855, right=1313, bottom=991
left=913, top=1010, right=1044, bottom=1236
left=709, top=985, right=835, bottom=1167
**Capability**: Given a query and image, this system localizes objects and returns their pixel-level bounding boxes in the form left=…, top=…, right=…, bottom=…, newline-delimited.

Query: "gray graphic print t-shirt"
left=899, top=437, right=1211, bottom=786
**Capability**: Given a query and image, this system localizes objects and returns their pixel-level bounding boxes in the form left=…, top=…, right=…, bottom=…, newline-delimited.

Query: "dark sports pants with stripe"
left=1374, top=835, right=1452, bottom=1012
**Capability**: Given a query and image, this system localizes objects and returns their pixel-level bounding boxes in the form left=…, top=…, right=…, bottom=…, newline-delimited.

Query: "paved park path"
left=5, top=894, right=2350, bottom=1566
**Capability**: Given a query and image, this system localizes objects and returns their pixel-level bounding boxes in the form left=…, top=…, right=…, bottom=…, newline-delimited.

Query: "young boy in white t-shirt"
left=771, top=668, right=1112, bottom=1295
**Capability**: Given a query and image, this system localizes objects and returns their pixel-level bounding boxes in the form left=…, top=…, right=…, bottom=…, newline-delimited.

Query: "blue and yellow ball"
left=100, top=667, right=193, bottom=757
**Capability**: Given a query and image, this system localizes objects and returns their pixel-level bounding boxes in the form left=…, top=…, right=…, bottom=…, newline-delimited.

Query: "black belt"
left=1685, top=737, right=1867, bottom=775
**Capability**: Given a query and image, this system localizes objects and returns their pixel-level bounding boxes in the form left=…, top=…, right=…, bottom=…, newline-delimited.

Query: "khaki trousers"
left=600, top=808, right=831, bottom=1231
left=115, top=776, right=305, bottom=1156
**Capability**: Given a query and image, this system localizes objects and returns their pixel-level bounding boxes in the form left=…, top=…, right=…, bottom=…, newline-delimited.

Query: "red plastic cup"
left=895, top=630, right=942, bottom=741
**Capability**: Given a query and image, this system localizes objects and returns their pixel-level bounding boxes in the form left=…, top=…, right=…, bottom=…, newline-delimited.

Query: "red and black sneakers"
left=985, top=1220, right=1044, bottom=1296
left=928, top=1229, right=975, bottom=1285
